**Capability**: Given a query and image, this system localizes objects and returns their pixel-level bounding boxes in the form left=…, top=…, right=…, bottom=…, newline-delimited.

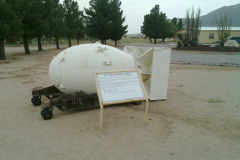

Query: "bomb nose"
left=49, top=56, right=61, bottom=87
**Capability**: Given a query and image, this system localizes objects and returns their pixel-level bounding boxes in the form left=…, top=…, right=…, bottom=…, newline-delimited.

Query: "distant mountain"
left=201, top=3, right=240, bottom=27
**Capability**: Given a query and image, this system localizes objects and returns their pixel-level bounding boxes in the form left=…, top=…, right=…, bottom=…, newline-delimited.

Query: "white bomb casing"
left=49, top=43, right=136, bottom=94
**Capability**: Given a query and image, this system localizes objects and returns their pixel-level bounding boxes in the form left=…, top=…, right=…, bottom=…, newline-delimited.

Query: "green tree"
left=19, top=0, right=48, bottom=54
left=177, top=18, right=183, bottom=31
left=141, top=14, right=152, bottom=42
left=171, top=17, right=177, bottom=26
left=141, top=5, right=171, bottom=44
left=85, top=0, right=111, bottom=44
left=45, top=0, right=66, bottom=49
left=63, top=0, right=83, bottom=47
left=216, top=12, right=232, bottom=46
left=0, top=0, right=22, bottom=60
left=141, top=5, right=161, bottom=44
left=35, top=0, right=48, bottom=51
left=162, top=20, right=177, bottom=42
left=75, top=11, right=85, bottom=45
left=109, top=0, right=127, bottom=46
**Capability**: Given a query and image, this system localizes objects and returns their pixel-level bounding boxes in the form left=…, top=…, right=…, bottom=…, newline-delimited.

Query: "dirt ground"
left=0, top=48, right=238, bottom=160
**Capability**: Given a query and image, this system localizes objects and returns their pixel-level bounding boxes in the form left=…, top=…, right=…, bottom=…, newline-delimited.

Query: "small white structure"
left=224, top=40, right=239, bottom=47
left=124, top=46, right=171, bottom=100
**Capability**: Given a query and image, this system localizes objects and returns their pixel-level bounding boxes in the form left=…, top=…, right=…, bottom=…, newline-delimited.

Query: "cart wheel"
left=41, top=108, right=52, bottom=120
left=31, top=97, right=41, bottom=106
left=133, top=101, right=141, bottom=105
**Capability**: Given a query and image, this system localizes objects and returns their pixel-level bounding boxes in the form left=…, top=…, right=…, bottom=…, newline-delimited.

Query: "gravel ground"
left=0, top=48, right=238, bottom=160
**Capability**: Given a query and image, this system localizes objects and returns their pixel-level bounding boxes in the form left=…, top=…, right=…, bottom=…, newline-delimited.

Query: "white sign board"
left=95, top=70, right=146, bottom=105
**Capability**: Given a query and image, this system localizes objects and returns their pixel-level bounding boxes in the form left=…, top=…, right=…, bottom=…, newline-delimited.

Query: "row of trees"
left=1, top=1, right=234, bottom=60
left=141, top=5, right=183, bottom=44
left=0, top=0, right=22, bottom=59
left=0, top=0, right=127, bottom=60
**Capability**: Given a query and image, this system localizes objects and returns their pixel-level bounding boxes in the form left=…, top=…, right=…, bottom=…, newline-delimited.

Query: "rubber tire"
left=41, top=108, right=52, bottom=120
left=31, top=97, right=41, bottom=106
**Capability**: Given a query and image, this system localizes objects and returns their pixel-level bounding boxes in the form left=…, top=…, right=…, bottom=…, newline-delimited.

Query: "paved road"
left=171, top=51, right=239, bottom=66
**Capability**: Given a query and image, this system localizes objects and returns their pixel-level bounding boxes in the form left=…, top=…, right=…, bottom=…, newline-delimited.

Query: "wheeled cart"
left=31, top=86, right=99, bottom=120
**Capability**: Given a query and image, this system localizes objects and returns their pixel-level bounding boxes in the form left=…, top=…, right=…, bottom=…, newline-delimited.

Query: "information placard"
left=95, top=69, right=149, bottom=130
left=96, top=71, right=146, bottom=105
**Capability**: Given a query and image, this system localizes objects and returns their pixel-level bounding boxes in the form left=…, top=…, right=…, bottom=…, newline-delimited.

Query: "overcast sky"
left=74, top=0, right=239, bottom=34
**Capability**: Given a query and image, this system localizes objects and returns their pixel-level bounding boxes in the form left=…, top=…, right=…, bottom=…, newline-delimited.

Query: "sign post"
left=95, top=69, right=149, bottom=130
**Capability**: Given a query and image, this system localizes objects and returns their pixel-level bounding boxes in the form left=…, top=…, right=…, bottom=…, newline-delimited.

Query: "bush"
left=177, top=41, right=182, bottom=47
left=177, top=33, right=190, bottom=47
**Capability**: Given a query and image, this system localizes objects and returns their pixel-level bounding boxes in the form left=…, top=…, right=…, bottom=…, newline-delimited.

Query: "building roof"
left=201, top=27, right=240, bottom=31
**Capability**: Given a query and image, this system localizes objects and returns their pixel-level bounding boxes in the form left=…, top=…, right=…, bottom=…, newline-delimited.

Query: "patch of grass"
left=207, top=98, right=224, bottom=103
